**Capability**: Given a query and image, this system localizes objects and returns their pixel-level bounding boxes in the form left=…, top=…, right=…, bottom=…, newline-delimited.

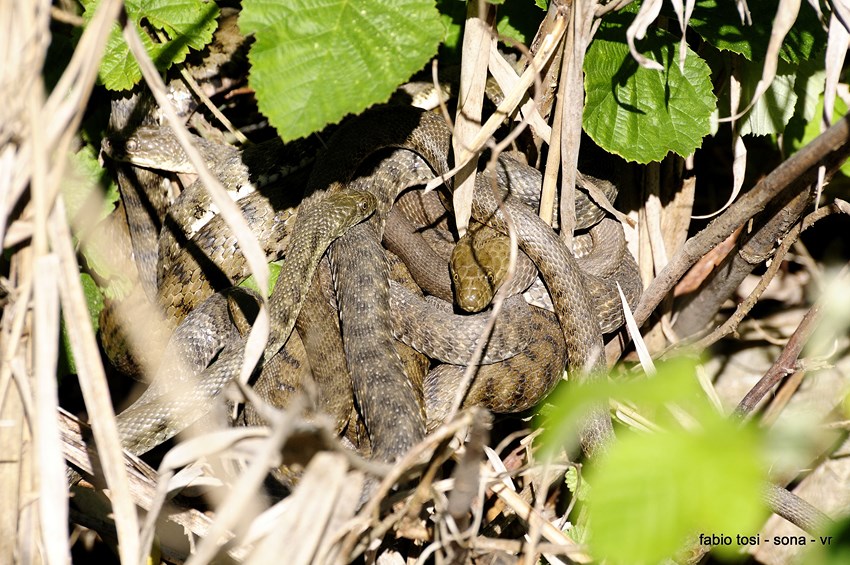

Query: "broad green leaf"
left=583, top=17, right=715, bottom=163
left=687, top=0, right=824, bottom=64
left=82, top=0, right=219, bottom=91
left=241, top=0, right=444, bottom=141
left=586, top=421, right=766, bottom=564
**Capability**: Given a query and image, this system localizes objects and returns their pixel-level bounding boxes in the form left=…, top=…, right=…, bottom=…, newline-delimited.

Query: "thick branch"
left=673, top=181, right=814, bottom=337
left=684, top=201, right=849, bottom=352
left=633, top=113, right=850, bottom=327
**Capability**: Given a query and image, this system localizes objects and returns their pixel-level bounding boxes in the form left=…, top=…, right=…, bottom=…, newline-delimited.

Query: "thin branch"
left=733, top=259, right=850, bottom=420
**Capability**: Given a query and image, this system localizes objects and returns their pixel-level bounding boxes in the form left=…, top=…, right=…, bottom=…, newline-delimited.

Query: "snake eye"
left=126, top=139, right=137, bottom=152
left=486, top=272, right=495, bottom=285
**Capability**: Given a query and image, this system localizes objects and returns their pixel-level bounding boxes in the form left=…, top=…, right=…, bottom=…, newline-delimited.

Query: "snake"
left=113, top=186, right=375, bottom=455
left=99, top=106, right=640, bottom=461
left=281, top=105, right=639, bottom=458
left=101, top=121, right=378, bottom=454
left=81, top=14, right=833, bottom=531
left=101, top=125, right=309, bottom=325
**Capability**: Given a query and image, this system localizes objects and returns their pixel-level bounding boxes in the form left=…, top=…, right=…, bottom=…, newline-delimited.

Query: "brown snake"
left=99, top=107, right=641, bottom=461
left=283, top=106, right=639, bottom=458
left=110, top=189, right=377, bottom=456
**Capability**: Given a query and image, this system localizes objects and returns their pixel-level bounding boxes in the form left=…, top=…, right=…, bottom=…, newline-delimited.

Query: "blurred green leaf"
left=540, top=357, right=705, bottom=454
left=64, top=144, right=132, bottom=298
left=81, top=273, right=106, bottom=332
left=61, top=273, right=106, bottom=377
left=541, top=358, right=768, bottom=562
left=587, top=420, right=766, bottom=563
left=800, top=516, right=850, bottom=565
left=63, top=144, right=119, bottom=223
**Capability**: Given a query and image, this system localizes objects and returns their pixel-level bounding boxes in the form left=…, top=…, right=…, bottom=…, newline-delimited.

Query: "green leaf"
left=583, top=17, right=716, bottom=163
left=791, top=60, right=827, bottom=127
left=240, top=0, right=444, bottom=141
left=436, top=0, right=466, bottom=54
left=688, top=0, right=824, bottom=64
left=800, top=517, right=850, bottom=565
left=564, top=466, right=590, bottom=501
left=61, top=273, right=106, bottom=377
left=64, top=144, right=130, bottom=294
left=586, top=422, right=766, bottom=564
left=496, top=1, right=546, bottom=46
left=540, top=357, right=705, bottom=455
left=81, top=273, right=106, bottom=332
left=82, top=0, right=219, bottom=91
left=540, top=358, right=768, bottom=562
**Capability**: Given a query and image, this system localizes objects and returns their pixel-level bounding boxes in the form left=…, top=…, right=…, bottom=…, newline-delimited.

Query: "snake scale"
left=110, top=189, right=378, bottom=455
left=99, top=105, right=641, bottom=461
left=295, top=106, right=638, bottom=456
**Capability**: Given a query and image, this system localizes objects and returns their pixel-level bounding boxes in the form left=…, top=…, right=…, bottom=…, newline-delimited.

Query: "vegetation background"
left=2, top=0, right=850, bottom=563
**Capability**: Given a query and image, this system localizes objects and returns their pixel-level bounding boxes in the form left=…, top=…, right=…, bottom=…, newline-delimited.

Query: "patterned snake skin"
left=99, top=107, right=641, bottom=460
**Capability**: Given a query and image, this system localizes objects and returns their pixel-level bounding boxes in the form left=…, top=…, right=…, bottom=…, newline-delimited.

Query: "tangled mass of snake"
left=90, top=17, right=642, bottom=476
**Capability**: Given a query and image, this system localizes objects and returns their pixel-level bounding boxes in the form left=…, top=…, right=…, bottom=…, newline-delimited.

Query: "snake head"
left=324, top=190, right=378, bottom=237
left=450, top=227, right=509, bottom=313
left=101, top=126, right=198, bottom=173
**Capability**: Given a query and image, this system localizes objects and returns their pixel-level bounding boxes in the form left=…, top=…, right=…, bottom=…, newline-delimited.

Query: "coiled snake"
left=99, top=106, right=641, bottom=461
